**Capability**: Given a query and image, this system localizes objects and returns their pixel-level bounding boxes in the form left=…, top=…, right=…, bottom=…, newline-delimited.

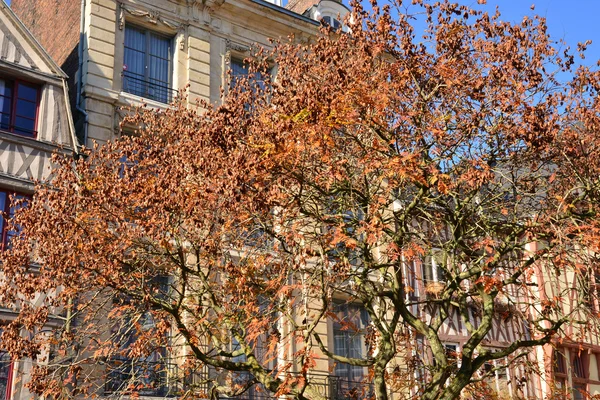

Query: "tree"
left=3, top=1, right=600, bottom=399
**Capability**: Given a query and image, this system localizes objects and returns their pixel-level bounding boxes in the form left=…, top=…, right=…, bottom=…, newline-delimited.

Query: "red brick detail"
left=11, top=0, right=81, bottom=69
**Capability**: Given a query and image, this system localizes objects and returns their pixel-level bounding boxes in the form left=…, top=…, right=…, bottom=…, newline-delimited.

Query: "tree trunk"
left=437, top=374, right=471, bottom=400
left=373, top=364, right=388, bottom=400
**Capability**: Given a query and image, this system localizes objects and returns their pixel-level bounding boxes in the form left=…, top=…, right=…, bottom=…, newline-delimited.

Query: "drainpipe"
left=76, top=0, right=89, bottom=148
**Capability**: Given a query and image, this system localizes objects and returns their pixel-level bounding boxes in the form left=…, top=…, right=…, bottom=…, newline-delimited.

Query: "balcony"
left=104, top=361, right=373, bottom=400
left=104, top=358, right=176, bottom=397
left=122, top=72, right=177, bottom=104
left=215, top=374, right=373, bottom=400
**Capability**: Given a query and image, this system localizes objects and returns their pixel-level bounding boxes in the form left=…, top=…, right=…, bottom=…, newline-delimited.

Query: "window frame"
left=0, top=350, right=13, bottom=400
left=0, top=189, right=31, bottom=251
left=330, top=301, right=373, bottom=400
left=0, top=78, right=41, bottom=139
left=572, top=351, right=587, bottom=380
left=321, top=15, right=342, bottom=30
left=227, top=55, right=276, bottom=95
left=422, top=248, right=447, bottom=284
left=122, top=23, right=174, bottom=104
left=331, top=301, right=370, bottom=381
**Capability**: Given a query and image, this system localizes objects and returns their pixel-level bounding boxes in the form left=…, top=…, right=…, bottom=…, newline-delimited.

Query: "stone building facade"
left=0, top=2, right=77, bottom=399
left=11, top=0, right=349, bottom=148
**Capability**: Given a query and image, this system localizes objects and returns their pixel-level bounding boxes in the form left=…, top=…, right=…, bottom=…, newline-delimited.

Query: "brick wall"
left=11, top=0, right=81, bottom=71
left=12, top=0, right=83, bottom=139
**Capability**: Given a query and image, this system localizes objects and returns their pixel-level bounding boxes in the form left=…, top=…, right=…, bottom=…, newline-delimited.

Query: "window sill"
left=0, top=130, right=72, bottom=153
left=119, top=91, right=173, bottom=110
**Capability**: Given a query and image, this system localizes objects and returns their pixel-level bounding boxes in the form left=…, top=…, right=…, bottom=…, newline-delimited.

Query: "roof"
left=285, top=0, right=320, bottom=15
left=251, top=0, right=319, bottom=25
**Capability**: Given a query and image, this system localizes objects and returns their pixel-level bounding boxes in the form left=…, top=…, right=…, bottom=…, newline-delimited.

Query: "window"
left=573, top=383, right=587, bottom=400
left=579, top=268, right=600, bottom=312
left=0, top=351, right=12, bottom=400
left=0, top=79, right=39, bottom=137
left=0, top=190, right=30, bottom=250
left=105, top=276, right=171, bottom=396
left=321, top=16, right=342, bottom=30
left=123, top=25, right=174, bottom=104
left=422, top=249, right=446, bottom=283
left=230, top=58, right=249, bottom=87
left=572, top=352, right=586, bottom=379
left=105, top=311, right=169, bottom=396
left=443, top=344, right=458, bottom=367
left=229, top=57, right=272, bottom=93
left=553, top=350, right=566, bottom=375
left=332, top=302, right=371, bottom=399
left=406, top=259, right=419, bottom=298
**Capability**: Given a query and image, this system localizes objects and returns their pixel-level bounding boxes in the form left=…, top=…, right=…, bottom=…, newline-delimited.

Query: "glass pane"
left=15, top=99, right=37, bottom=119
left=149, top=33, right=169, bottom=59
left=0, top=97, right=11, bottom=114
left=0, top=114, right=9, bottom=131
left=6, top=194, right=29, bottom=248
left=0, top=191, right=6, bottom=233
left=0, top=80, right=12, bottom=131
left=13, top=116, right=36, bottom=136
left=0, top=352, right=11, bottom=400
left=0, top=80, right=13, bottom=97
left=231, top=58, right=248, bottom=77
left=124, top=26, right=146, bottom=77
left=149, top=55, right=169, bottom=85
left=16, top=83, right=38, bottom=102
left=423, top=255, right=434, bottom=281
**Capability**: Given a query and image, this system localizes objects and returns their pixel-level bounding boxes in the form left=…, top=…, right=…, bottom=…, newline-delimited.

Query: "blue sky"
left=462, top=1, right=600, bottom=65
left=373, top=0, right=600, bottom=72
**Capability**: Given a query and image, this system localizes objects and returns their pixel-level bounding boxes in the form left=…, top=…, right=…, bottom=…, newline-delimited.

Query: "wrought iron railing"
left=104, top=358, right=177, bottom=397
left=122, top=72, right=176, bottom=104
left=328, top=375, right=374, bottom=400
left=104, top=359, right=373, bottom=400
left=219, top=373, right=374, bottom=400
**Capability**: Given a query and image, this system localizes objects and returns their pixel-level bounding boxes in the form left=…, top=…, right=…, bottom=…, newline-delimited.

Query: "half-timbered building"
left=0, top=2, right=77, bottom=399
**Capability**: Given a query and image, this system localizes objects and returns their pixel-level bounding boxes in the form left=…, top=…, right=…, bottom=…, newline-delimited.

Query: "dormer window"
left=0, top=79, right=39, bottom=138
left=321, top=15, right=342, bottom=30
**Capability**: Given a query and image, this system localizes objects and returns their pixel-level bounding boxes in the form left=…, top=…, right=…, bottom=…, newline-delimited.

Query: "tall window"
left=229, top=57, right=271, bottom=93
left=332, top=302, right=370, bottom=398
left=422, top=249, right=446, bottom=283
left=123, top=25, right=173, bottom=104
left=0, top=351, right=11, bottom=400
left=0, top=190, right=30, bottom=250
left=572, top=353, right=586, bottom=379
left=230, top=58, right=249, bottom=86
left=105, top=277, right=171, bottom=397
left=0, top=79, right=39, bottom=137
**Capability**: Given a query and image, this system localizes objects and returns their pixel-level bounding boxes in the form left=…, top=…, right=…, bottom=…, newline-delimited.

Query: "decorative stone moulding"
left=224, top=39, right=251, bottom=67
left=118, top=3, right=182, bottom=30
